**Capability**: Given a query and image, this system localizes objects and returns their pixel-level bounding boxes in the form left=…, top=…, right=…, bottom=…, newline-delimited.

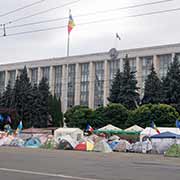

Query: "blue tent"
left=151, top=131, right=180, bottom=139
left=24, top=137, right=41, bottom=148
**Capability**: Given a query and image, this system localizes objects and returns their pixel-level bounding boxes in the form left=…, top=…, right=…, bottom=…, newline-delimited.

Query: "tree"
left=108, top=69, right=123, bottom=103
left=162, top=55, right=180, bottom=104
left=48, top=95, right=63, bottom=127
left=64, top=105, right=93, bottom=129
left=118, top=55, right=140, bottom=109
left=126, top=104, right=179, bottom=128
left=13, top=66, right=33, bottom=128
left=142, top=64, right=163, bottom=104
left=38, top=77, right=50, bottom=128
left=92, top=103, right=129, bottom=129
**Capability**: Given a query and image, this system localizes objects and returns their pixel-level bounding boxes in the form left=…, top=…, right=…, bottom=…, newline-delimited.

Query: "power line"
left=0, top=0, right=46, bottom=18
left=6, top=0, right=174, bottom=29
left=6, top=0, right=80, bottom=24
left=1, top=6, right=180, bottom=37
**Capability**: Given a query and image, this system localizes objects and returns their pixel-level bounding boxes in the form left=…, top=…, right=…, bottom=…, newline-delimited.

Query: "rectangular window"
left=123, top=58, right=136, bottom=72
left=80, top=63, right=89, bottom=106
left=42, top=67, right=50, bottom=83
left=159, top=54, right=171, bottom=79
left=94, top=62, right=104, bottom=108
left=0, top=71, right=5, bottom=94
left=8, top=70, right=16, bottom=88
left=67, top=64, right=76, bottom=108
left=31, top=68, right=38, bottom=85
left=54, top=65, right=62, bottom=98
left=141, top=56, right=153, bottom=85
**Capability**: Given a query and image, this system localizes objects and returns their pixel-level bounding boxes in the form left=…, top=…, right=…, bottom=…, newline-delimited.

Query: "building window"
left=67, top=64, right=76, bottom=108
left=31, top=68, right=38, bottom=85
left=0, top=71, right=5, bottom=94
left=42, top=67, right=50, bottom=83
left=176, top=53, right=180, bottom=63
left=109, top=60, right=120, bottom=88
left=94, top=62, right=104, bottom=108
left=141, top=56, right=153, bottom=86
left=54, top=66, right=62, bottom=98
left=8, top=70, right=16, bottom=88
left=159, top=54, right=171, bottom=79
left=80, top=63, right=89, bottom=106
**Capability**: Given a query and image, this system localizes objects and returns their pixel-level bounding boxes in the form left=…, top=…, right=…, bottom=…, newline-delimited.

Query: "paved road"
left=0, top=147, right=179, bottom=180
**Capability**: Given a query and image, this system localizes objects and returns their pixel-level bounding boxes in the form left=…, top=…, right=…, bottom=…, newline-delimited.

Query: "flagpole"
left=67, top=32, right=70, bottom=56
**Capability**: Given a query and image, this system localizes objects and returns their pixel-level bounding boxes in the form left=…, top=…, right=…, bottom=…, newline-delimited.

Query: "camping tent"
left=54, top=128, right=83, bottom=142
left=140, top=127, right=180, bottom=142
left=150, top=131, right=180, bottom=154
left=98, top=124, right=122, bottom=131
left=93, top=140, right=112, bottom=153
left=125, top=125, right=144, bottom=132
left=75, top=141, right=94, bottom=151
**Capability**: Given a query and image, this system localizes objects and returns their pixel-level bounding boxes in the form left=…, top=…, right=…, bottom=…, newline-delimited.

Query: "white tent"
left=125, top=125, right=144, bottom=132
left=140, top=127, right=180, bottom=142
left=54, top=128, right=83, bottom=142
left=98, top=124, right=122, bottom=131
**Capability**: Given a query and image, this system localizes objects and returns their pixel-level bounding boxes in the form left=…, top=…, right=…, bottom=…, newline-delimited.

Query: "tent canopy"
left=94, top=129, right=140, bottom=135
left=125, top=125, right=144, bottom=132
left=151, top=131, right=180, bottom=139
left=98, top=124, right=122, bottom=131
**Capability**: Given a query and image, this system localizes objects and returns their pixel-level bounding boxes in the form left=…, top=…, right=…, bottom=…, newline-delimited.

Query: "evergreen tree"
left=38, top=77, right=50, bottom=128
left=118, top=55, right=140, bottom=109
left=142, top=64, right=163, bottom=104
left=48, top=95, right=63, bottom=127
left=162, top=55, right=180, bottom=104
left=0, top=80, right=13, bottom=108
left=13, top=66, right=33, bottom=128
left=108, top=69, right=123, bottom=103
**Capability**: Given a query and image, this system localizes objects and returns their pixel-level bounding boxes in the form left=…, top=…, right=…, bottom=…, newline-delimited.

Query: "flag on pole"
left=176, top=119, right=180, bottom=129
left=16, top=121, right=23, bottom=134
left=116, top=33, right=121, bottom=40
left=68, top=10, right=75, bottom=34
left=85, top=124, right=94, bottom=132
left=151, top=121, right=160, bottom=134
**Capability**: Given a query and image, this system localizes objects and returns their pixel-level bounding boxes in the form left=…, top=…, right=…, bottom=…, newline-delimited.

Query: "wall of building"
left=0, top=43, right=180, bottom=112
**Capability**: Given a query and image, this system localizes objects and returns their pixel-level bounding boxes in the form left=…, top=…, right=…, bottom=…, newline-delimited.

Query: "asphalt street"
left=0, top=147, right=179, bottom=180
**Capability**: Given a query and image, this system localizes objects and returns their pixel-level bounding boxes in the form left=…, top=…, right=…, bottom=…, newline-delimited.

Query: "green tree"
left=118, top=55, right=140, bottom=109
left=38, top=77, right=50, bottom=128
left=48, top=95, right=63, bottom=127
left=92, top=103, right=129, bottom=129
left=108, top=69, right=123, bottom=103
left=127, top=104, right=179, bottom=128
left=64, top=105, right=93, bottom=129
left=142, top=64, right=163, bottom=104
left=162, top=55, right=180, bottom=104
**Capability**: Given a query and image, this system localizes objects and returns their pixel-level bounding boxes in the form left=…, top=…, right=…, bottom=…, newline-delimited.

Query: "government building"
left=0, top=43, right=180, bottom=112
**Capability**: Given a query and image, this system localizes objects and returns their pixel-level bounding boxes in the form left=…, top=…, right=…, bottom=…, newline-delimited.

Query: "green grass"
left=165, top=144, right=180, bottom=158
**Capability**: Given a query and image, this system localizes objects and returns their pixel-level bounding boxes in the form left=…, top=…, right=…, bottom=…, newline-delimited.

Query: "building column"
left=153, top=55, right=160, bottom=76
left=15, top=69, right=18, bottom=79
left=61, top=64, right=68, bottom=112
left=120, top=58, right=124, bottom=72
left=136, top=56, right=142, bottom=96
left=172, top=53, right=175, bottom=62
left=88, top=62, right=95, bottom=109
left=103, top=60, right=109, bottom=106
left=75, top=63, right=81, bottom=105
left=49, top=66, right=55, bottom=95
left=4, top=70, right=8, bottom=89
left=37, top=67, right=41, bottom=84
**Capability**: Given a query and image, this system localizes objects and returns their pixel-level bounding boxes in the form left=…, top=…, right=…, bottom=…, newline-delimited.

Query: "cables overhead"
left=0, top=0, right=46, bottom=18
left=1, top=6, right=180, bottom=38
left=5, top=0, right=174, bottom=29
left=7, top=0, right=81, bottom=24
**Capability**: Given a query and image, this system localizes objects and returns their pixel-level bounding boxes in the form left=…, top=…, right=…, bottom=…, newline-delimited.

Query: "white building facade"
left=0, top=43, right=180, bottom=112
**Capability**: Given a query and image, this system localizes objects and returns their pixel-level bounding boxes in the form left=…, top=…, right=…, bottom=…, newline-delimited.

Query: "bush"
left=127, top=104, right=180, bottom=128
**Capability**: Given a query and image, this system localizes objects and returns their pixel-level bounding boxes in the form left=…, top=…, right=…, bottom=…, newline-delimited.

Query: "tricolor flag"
left=151, top=121, right=160, bottom=134
left=68, top=11, right=75, bottom=34
left=16, top=121, right=23, bottom=134
left=85, top=124, right=94, bottom=132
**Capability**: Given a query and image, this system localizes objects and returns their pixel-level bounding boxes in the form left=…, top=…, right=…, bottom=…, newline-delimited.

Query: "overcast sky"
left=0, top=0, right=180, bottom=64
